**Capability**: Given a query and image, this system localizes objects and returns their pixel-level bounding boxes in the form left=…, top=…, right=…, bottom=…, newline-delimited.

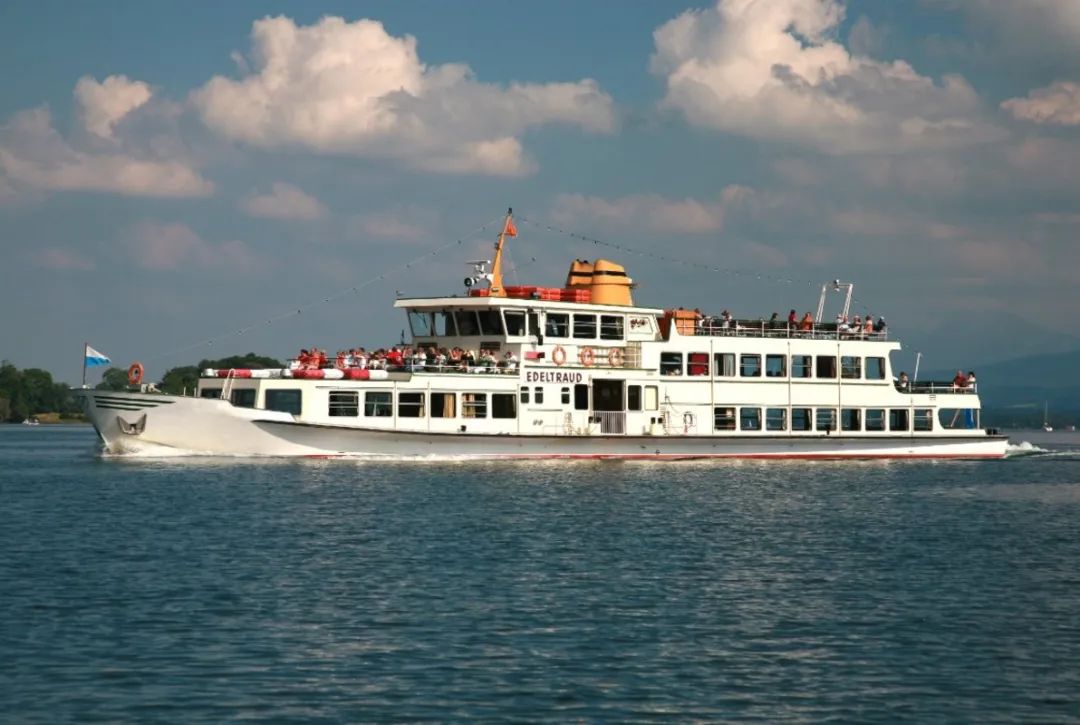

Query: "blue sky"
left=2, top=0, right=1079, bottom=383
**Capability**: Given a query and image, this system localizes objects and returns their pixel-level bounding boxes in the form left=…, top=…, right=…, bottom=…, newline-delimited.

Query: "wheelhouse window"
left=714, top=407, right=736, bottom=431
left=364, top=391, right=392, bottom=417
left=766, top=408, right=787, bottom=431
left=841, top=408, right=861, bottom=431
left=328, top=391, right=359, bottom=417
left=527, top=312, right=540, bottom=337
left=462, top=393, right=487, bottom=418
left=398, top=392, right=425, bottom=418
left=841, top=356, right=862, bottom=380
left=200, top=388, right=222, bottom=399
left=816, top=355, right=837, bottom=378
left=504, top=310, right=526, bottom=336
left=434, top=310, right=457, bottom=336
left=431, top=392, right=456, bottom=418
left=455, top=310, right=480, bottom=336
left=714, top=353, right=735, bottom=377
left=939, top=408, right=979, bottom=429
left=792, top=408, right=812, bottom=431
left=546, top=313, right=569, bottom=338
left=408, top=310, right=433, bottom=337
left=816, top=408, right=837, bottom=431
left=792, top=355, right=812, bottom=379
left=688, top=352, right=709, bottom=376
left=740, top=407, right=762, bottom=430
left=865, top=409, right=885, bottom=431
left=740, top=354, right=762, bottom=377
left=627, top=385, right=642, bottom=411
left=599, top=315, right=624, bottom=341
left=492, top=393, right=517, bottom=419
left=765, top=354, right=787, bottom=378
left=889, top=409, right=909, bottom=431
left=865, top=357, right=886, bottom=380
left=231, top=389, right=256, bottom=408
left=914, top=409, right=933, bottom=431
left=477, top=310, right=504, bottom=336
left=573, top=314, right=597, bottom=339
left=266, top=389, right=302, bottom=415
left=660, top=352, right=683, bottom=376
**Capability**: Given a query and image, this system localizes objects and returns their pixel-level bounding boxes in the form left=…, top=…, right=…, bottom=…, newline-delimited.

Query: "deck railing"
left=901, top=381, right=978, bottom=395
left=693, top=321, right=889, bottom=341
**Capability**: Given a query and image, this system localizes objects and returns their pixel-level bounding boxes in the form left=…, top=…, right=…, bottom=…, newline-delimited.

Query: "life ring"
left=127, top=362, right=144, bottom=386
left=579, top=346, right=595, bottom=367
left=552, top=345, right=567, bottom=366
left=608, top=348, right=625, bottom=367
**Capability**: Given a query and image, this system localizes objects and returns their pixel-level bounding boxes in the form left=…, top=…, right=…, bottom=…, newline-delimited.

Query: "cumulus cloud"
left=37, top=248, right=95, bottom=271
left=74, top=75, right=152, bottom=139
left=0, top=106, right=212, bottom=199
left=242, top=182, right=326, bottom=220
left=128, top=221, right=253, bottom=270
left=192, top=16, right=615, bottom=175
left=1002, top=81, right=1080, bottom=125
left=553, top=186, right=753, bottom=235
left=650, top=0, right=1001, bottom=153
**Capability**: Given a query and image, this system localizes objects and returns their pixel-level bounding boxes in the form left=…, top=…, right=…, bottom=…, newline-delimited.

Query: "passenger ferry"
left=77, top=211, right=1008, bottom=459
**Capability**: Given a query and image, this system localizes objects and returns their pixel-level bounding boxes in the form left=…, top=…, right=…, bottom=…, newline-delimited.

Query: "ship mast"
left=488, top=208, right=516, bottom=298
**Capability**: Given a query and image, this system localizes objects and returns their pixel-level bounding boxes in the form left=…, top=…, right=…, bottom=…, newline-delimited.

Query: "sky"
left=2, top=0, right=1079, bottom=384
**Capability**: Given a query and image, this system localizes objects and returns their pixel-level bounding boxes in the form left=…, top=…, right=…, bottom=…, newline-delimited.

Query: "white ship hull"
left=77, top=390, right=1008, bottom=460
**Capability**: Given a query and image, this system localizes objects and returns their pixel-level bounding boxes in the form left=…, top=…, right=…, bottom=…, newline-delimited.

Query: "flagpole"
left=82, top=341, right=87, bottom=388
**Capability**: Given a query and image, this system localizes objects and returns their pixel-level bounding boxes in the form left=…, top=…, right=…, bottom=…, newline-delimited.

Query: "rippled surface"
left=3, top=427, right=1080, bottom=722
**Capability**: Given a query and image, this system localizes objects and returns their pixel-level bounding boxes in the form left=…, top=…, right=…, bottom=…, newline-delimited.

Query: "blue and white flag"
left=85, top=345, right=111, bottom=367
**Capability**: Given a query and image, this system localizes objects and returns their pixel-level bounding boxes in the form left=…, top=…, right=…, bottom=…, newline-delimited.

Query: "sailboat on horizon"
left=1043, top=401, right=1053, bottom=432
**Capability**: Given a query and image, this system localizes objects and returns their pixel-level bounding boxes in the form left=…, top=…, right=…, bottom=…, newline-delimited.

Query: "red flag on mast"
left=504, top=218, right=517, bottom=237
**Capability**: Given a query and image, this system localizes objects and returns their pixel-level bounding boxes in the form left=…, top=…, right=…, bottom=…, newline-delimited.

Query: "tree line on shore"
left=0, top=354, right=281, bottom=422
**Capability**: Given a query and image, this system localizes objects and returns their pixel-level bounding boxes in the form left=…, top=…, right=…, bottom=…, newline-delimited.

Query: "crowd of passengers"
left=694, top=308, right=887, bottom=336
left=293, top=346, right=518, bottom=372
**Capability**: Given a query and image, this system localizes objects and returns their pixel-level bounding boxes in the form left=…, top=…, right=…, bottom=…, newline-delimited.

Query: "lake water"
left=2, top=426, right=1079, bottom=722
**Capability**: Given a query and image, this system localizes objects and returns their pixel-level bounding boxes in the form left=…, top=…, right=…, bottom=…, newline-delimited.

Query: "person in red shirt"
left=952, top=369, right=967, bottom=388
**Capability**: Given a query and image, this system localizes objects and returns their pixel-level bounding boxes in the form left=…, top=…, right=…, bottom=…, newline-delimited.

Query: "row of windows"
left=661, top=353, right=886, bottom=380
left=330, top=390, right=518, bottom=419
left=409, top=309, right=626, bottom=341
left=714, top=407, right=933, bottom=432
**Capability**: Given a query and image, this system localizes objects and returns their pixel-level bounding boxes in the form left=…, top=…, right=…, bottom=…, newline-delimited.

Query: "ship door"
left=592, top=379, right=626, bottom=434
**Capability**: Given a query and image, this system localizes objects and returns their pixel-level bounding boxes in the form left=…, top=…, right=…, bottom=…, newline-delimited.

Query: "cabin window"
left=645, top=386, right=658, bottom=411
left=864, top=409, right=885, bottom=431
left=688, top=352, right=709, bottom=376
left=561, top=387, right=571, bottom=405
left=231, top=389, right=256, bottom=408
left=328, top=391, right=359, bottom=417
left=660, top=352, right=683, bottom=376
left=766, top=408, right=787, bottom=431
left=492, top=393, right=517, bottom=419
left=455, top=310, right=480, bottom=336
left=792, top=355, right=813, bottom=379
left=866, top=357, right=886, bottom=380
left=600, top=315, right=624, bottom=341
left=574, top=384, right=589, bottom=410
left=364, top=391, right=392, bottom=417
left=714, top=353, right=735, bottom=377
left=573, top=314, right=597, bottom=339
left=477, top=310, right=504, bottom=336
left=534, top=387, right=544, bottom=404
left=519, top=386, right=530, bottom=404
left=914, top=409, right=933, bottom=431
left=841, top=408, right=861, bottom=431
left=889, top=409, right=909, bottom=431
left=714, top=407, right=736, bottom=431
left=627, top=385, right=642, bottom=411
left=200, top=388, right=222, bottom=399
left=740, top=354, right=762, bottom=377
left=408, top=310, right=433, bottom=337
left=398, top=392, right=425, bottom=418
left=431, top=392, right=456, bottom=418
left=527, top=312, right=540, bottom=337
left=462, top=393, right=487, bottom=418
left=546, top=313, right=569, bottom=338
left=765, top=354, right=787, bottom=378
left=740, top=407, right=762, bottom=430
left=816, top=408, right=837, bottom=431
left=939, top=408, right=979, bottom=429
left=816, top=355, right=837, bottom=378
left=266, top=389, right=302, bottom=415
left=504, top=310, right=526, bottom=336
left=792, top=408, right=812, bottom=431
left=841, top=356, right=862, bottom=379
left=435, top=310, right=457, bottom=336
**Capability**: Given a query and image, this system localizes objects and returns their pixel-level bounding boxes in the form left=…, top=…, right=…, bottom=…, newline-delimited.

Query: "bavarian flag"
left=85, top=345, right=111, bottom=367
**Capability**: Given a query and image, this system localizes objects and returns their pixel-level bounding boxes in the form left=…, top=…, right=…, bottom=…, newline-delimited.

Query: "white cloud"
left=553, top=186, right=753, bottom=234
left=353, top=208, right=432, bottom=240
left=74, top=75, right=152, bottom=139
left=0, top=107, right=212, bottom=198
left=1002, top=81, right=1080, bottom=125
left=242, top=182, right=326, bottom=220
left=127, top=221, right=253, bottom=270
left=192, top=15, right=615, bottom=176
left=650, top=0, right=1001, bottom=153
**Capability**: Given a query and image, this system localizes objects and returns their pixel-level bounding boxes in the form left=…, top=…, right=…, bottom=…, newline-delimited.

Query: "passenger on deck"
left=837, top=315, right=850, bottom=334
left=952, top=369, right=968, bottom=389
left=503, top=351, right=519, bottom=370
left=799, top=312, right=814, bottom=331
left=863, top=316, right=874, bottom=335
left=874, top=316, right=886, bottom=333
left=769, top=312, right=780, bottom=330
left=721, top=310, right=732, bottom=329
left=788, top=309, right=798, bottom=325
left=387, top=347, right=404, bottom=369
left=966, top=371, right=977, bottom=388
left=898, top=372, right=910, bottom=390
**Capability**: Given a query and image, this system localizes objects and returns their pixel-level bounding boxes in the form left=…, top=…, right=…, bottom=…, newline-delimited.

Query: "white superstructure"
left=76, top=212, right=1007, bottom=459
